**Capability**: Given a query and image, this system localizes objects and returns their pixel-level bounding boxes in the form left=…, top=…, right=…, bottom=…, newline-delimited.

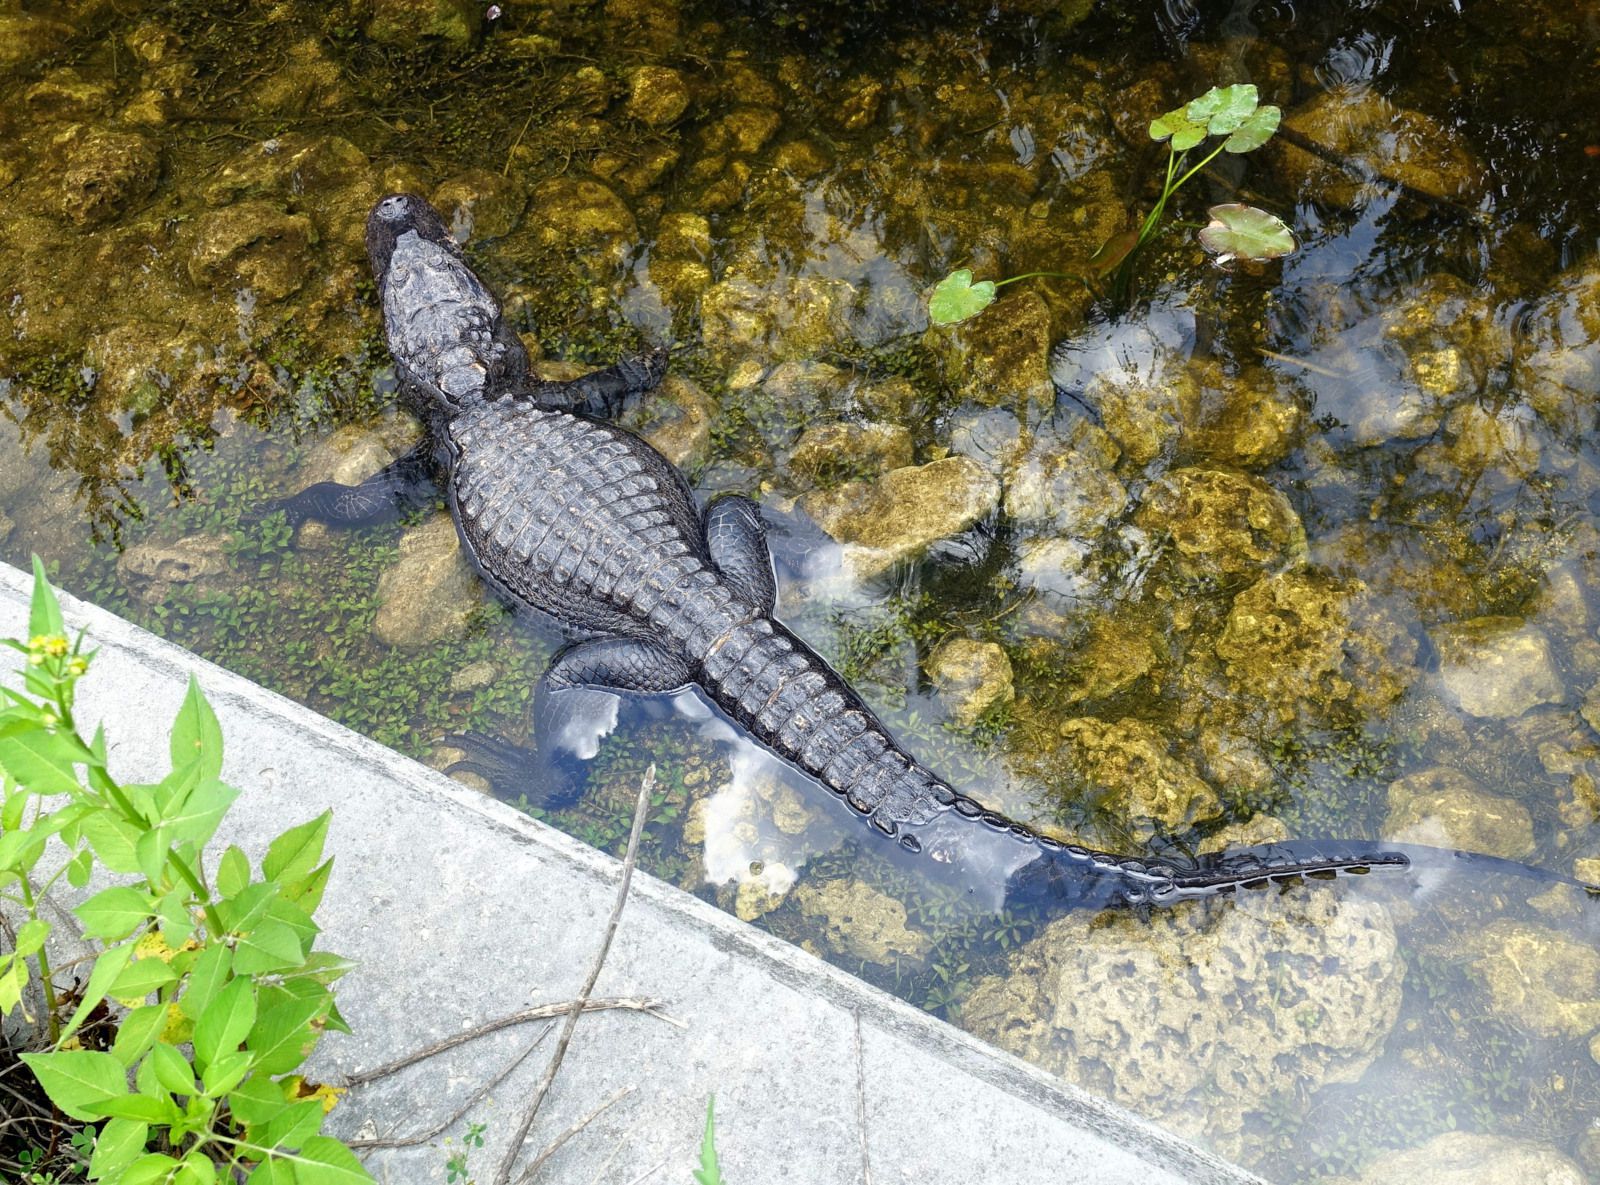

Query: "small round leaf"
left=928, top=269, right=998, bottom=326
left=1223, top=104, right=1281, bottom=153
left=1186, top=84, right=1259, bottom=136
left=1197, top=204, right=1298, bottom=263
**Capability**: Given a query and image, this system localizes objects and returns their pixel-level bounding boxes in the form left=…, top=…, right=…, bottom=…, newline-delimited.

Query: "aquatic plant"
left=0, top=560, right=370, bottom=1184
left=928, top=84, right=1296, bottom=325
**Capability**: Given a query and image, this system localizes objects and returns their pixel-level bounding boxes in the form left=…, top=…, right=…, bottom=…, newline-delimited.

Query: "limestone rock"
left=926, top=638, right=1014, bottom=727
left=117, top=536, right=232, bottom=605
left=1350, top=1132, right=1585, bottom=1185
left=1512, top=267, right=1600, bottom=439
left=927, top=288, right=1055, bottom=411
left=373, top=515, right=483, bottom=647
left=1465, top=919, right=1600, bottom=1038
left=187, top=201, right=316, bottom=302
left=1181, top=364, right=1306, bottom=470
left=45, top=124, right=159, bottom=227
left=794, top=879, right=930, bottom=964
left=700, top=274, right=856, bottom=364
left=0, top=13, right=73, bottom=66
left=625, top=66, right=692, bottom=128
left=1383, top=766, right=1535, bottom=858
left=431, top=169, right=526, bottom=242
left=1057, top=716, right=1220, bottom=834
left=1003, top=420, right=1127, bottom=536
left=784, top=421, right=912, bottom=485
left=945, top=407, right=1024, bottom=477
left=619, top=375, right=713, bottom=470
left=365, top=0, right=479, bottom=47
left=1432, top=617, right=1565, bottom=719
left=961, top=891, right=1403, bottom=1159
left=526, top=177, right=637, bottom=271
left=1136, top=468, right=1305, bottom=581
left=801, top=457, right=999, bottom=579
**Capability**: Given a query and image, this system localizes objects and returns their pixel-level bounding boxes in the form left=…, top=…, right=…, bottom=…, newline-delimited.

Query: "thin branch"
left=346, top=1023, right=554, bottom=1150
left=339, top=997, right=677, bottom=1087
left=621, top=1162, right=665, bottom=1185
left=492, top=765, right=657, bottom=1185
left=515, top=1085, right=635, bottom=1183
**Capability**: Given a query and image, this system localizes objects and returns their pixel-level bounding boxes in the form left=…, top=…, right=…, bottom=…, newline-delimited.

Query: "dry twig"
left=516, top=1085, right=636, bottom=1183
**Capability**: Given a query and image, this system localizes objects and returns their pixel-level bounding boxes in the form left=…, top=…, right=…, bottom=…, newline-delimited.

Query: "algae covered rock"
left=1003, top=420, right=1127, bottom=537
left=624, top=65, right=692, bottom=128
left=1464, top=919, right=1600, bottom=1038
left=44, top=124, right=159, bottom=227
left=365, top=0, right=479, bottom=47
left=784, top=421, right=913, bottom=485
left=926, top=288, right=1056, bottom=411
left=1055, top=716, right=1220, bottom=834
left=373, top=514, right=483, bottom=647
left=1432, top=616, right=1565, bottom=719
left=1350, top=1132, right=1586, bottom=1185
left=960, top=890, right=1403, bottom=1159
left=0, top=13, right=73, bottom=67
left=525, top=177, right=638, bottom=271
left=1136, top=467, right=1305, bottom=582
left=801, top=456, right=999, bottom=580
left=700, top=274, right=857, bottom=364
left=117, top=536, right=233, bottom=605
left=187, top=201, right=317, bottom=303
left=926, top=638, right=1014, bottom=727
left=431, top=169, right=526, bottom=242
left=618, top=375, right=714, bottom=470
left=1383, top=766, right=1535, bottom=858
left=794, top=878, right=931, bottom=964
left=1512, top=267, right=1600, bottom=440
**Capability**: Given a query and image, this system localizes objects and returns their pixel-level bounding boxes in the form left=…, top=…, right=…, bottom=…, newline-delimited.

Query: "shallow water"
left=3, top=0, right=1600, bottom=1179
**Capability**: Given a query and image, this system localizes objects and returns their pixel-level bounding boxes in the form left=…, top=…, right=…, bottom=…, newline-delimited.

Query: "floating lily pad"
left=1197, top=204, right=1298, bottom=263
left=1186, top=84, right=1259, bottom=136
left=1224, top=104, right=1281, bottom=153
left=1149, top=106, right=1207, bottom=151
left=928, top=269, right=997, bottom=326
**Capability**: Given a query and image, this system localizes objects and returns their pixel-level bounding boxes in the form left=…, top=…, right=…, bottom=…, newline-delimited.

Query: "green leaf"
left=0, top=957, right=28, bottom=1016
left=1223, top=104, right=1281, bottom=153
left=29, top=555, right=65, bottom=639
left=148, top=1039, right=197, bottom=1096
left=176, top=1152, right=221, bottom=1185
left=248, top=996, right=328, bottom=1076
left=927, top=269, right=997, bottom=326
left=66, top=845, right=94, bottom=887
left=264, top=813, right=331, bottom=885
left=260, top=1099, right=326, bottom=1152
left=136, top=824, right=171, bottom=885
left=96, top=1089, right=180, bottom=1124
left=164, top=777, right=239, bottom=849
left=293, top=1136, right=374, bottom=1184
left=693, top=1095, right=723, bottom=1185
left=1185, top=83, right=1258, bottom=135
left=20, top=1049, right=128, bottom=1121
left=230, top=1075, right=292, bottom=1127
left=201, top=1048, right=254, bottom=1098
left=156, top=888, right=197, bottom=948
left=219, top=882, right=280, bottom=936
left=194, top=976, right=257, bottom=1070
left=121, top=1153, right=183, bottom=1185
left=0, top=729, right=91, bottom=796
left=76, top=885, right=154, bottom=941
left=1148, top=106, right=1202, bottom=146
left=80, top=812, right=143, bottom=874
left=218, top=844, right=251, bottom=898
left=112, top=1004, right=169, bottom=1067
left=234, top=919, right=308, bottom=976
left=14, top=917, right=49, bottom=958
left=89, top=1117, right=149, bottom=1180
left=110, top=954, right=180, bottom=1002
left=179, top=944, right=234, bottom=1022
left=171, top=676, right=225, bottom=783
left=59, top=941, right=135, bottom=1045
left=247, top=1157, right=298, bottom=1185
left=282, top=859, right=333, bottom=914
left=1197, top=203, right=1298, bottom=262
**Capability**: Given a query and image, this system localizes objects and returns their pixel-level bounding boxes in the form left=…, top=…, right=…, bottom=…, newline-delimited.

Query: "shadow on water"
left=3, top=0, right=1600, bottom=1179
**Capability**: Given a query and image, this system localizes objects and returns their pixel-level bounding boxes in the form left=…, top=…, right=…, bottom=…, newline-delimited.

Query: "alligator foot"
left=259, top=439, right=440, bottom=529
left=501, top=347, right=670, bottom=417
left=438, top=731, right=583, bottom=808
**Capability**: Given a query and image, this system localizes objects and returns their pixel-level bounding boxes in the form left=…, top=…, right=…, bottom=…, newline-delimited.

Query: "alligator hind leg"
left=501, top=347, right=670, bottom=417
left=703, top=495, right=777, bottom=614
left=445, top=637, right=693, bottom=805
left=266, top=439, right=440, bottom=528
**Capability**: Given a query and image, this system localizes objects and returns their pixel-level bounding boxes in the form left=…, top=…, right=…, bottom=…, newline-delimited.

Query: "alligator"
left=271, top=194, right=1600, bottom=913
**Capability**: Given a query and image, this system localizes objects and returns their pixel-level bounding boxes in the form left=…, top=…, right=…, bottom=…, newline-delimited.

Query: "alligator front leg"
left=499, top=347, right=669, bottom=417
left=266, top=439, right=441, bottom=528
left=445, top=635, right=693, bottom=806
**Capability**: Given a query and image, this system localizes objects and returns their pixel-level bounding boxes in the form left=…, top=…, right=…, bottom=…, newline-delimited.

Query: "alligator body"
left=275, top=195, right=1598, bottom=913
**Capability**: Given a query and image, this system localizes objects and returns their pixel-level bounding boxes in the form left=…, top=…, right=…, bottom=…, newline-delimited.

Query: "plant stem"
left=16, top=876, right=61, bottom=1043
left=166, top=851, right=226, bottom=938
left=992, top=270, right=1092, bottom=289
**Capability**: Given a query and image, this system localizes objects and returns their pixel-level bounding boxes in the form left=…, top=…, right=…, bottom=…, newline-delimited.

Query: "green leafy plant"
left=927, top=83, right=1295, bottom=325
left=0, top=558, right=371, bottom=1184
left=691, top=1095, right=724, bottom=1185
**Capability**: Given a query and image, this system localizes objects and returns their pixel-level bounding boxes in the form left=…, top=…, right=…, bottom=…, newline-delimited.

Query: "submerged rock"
left=925, top=638, right=1014, bottom=727
left=365, top=0, right=479, bottom=47
left=926, top=289, right=1056, bottom=411
left=624, top=65, right=692, bottom=128
left=1512, top=267, right=1600, bottom=440
left=619, top=375, right=714, bottom=470
left=794, top=878, right=931, bottom=964
left=373, top=514, right=483, bottom=647
left=1465, top=919, right=1600, bottom=1038
left=117, top=536, right=232, bottom=605
left=187, top=201, right=317, bottom=302
left=1432, top=616, right=1565, bottom=719
left=44, top=124, right=159, bottom=227
left=1135, top=467, right=1306, bottom=582
left=432, top=169, right=526, bottom=242
left=1056, top=716, right=1220, bottom=834
left=1002, top=420, right=1127, bottom=537
left=1350, top=1132, right=1586, bottom=1185
left=1383, top=766, right=1534, bottom=858
left=784, top=421, right=912, bottom=485
left=801, top=457, right=999, bottom=580
left=961, top=891, right=1403, bottom=1159
left=525, top=177, right=637, bottom=271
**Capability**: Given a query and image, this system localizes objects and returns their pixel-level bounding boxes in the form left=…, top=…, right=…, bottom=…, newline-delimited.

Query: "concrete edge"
left=0, top=558, right=1266, bottom=1185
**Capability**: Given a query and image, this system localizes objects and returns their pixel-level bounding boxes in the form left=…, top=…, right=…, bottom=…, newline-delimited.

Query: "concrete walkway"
left=0, top=560, right=1265, bottom=1185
